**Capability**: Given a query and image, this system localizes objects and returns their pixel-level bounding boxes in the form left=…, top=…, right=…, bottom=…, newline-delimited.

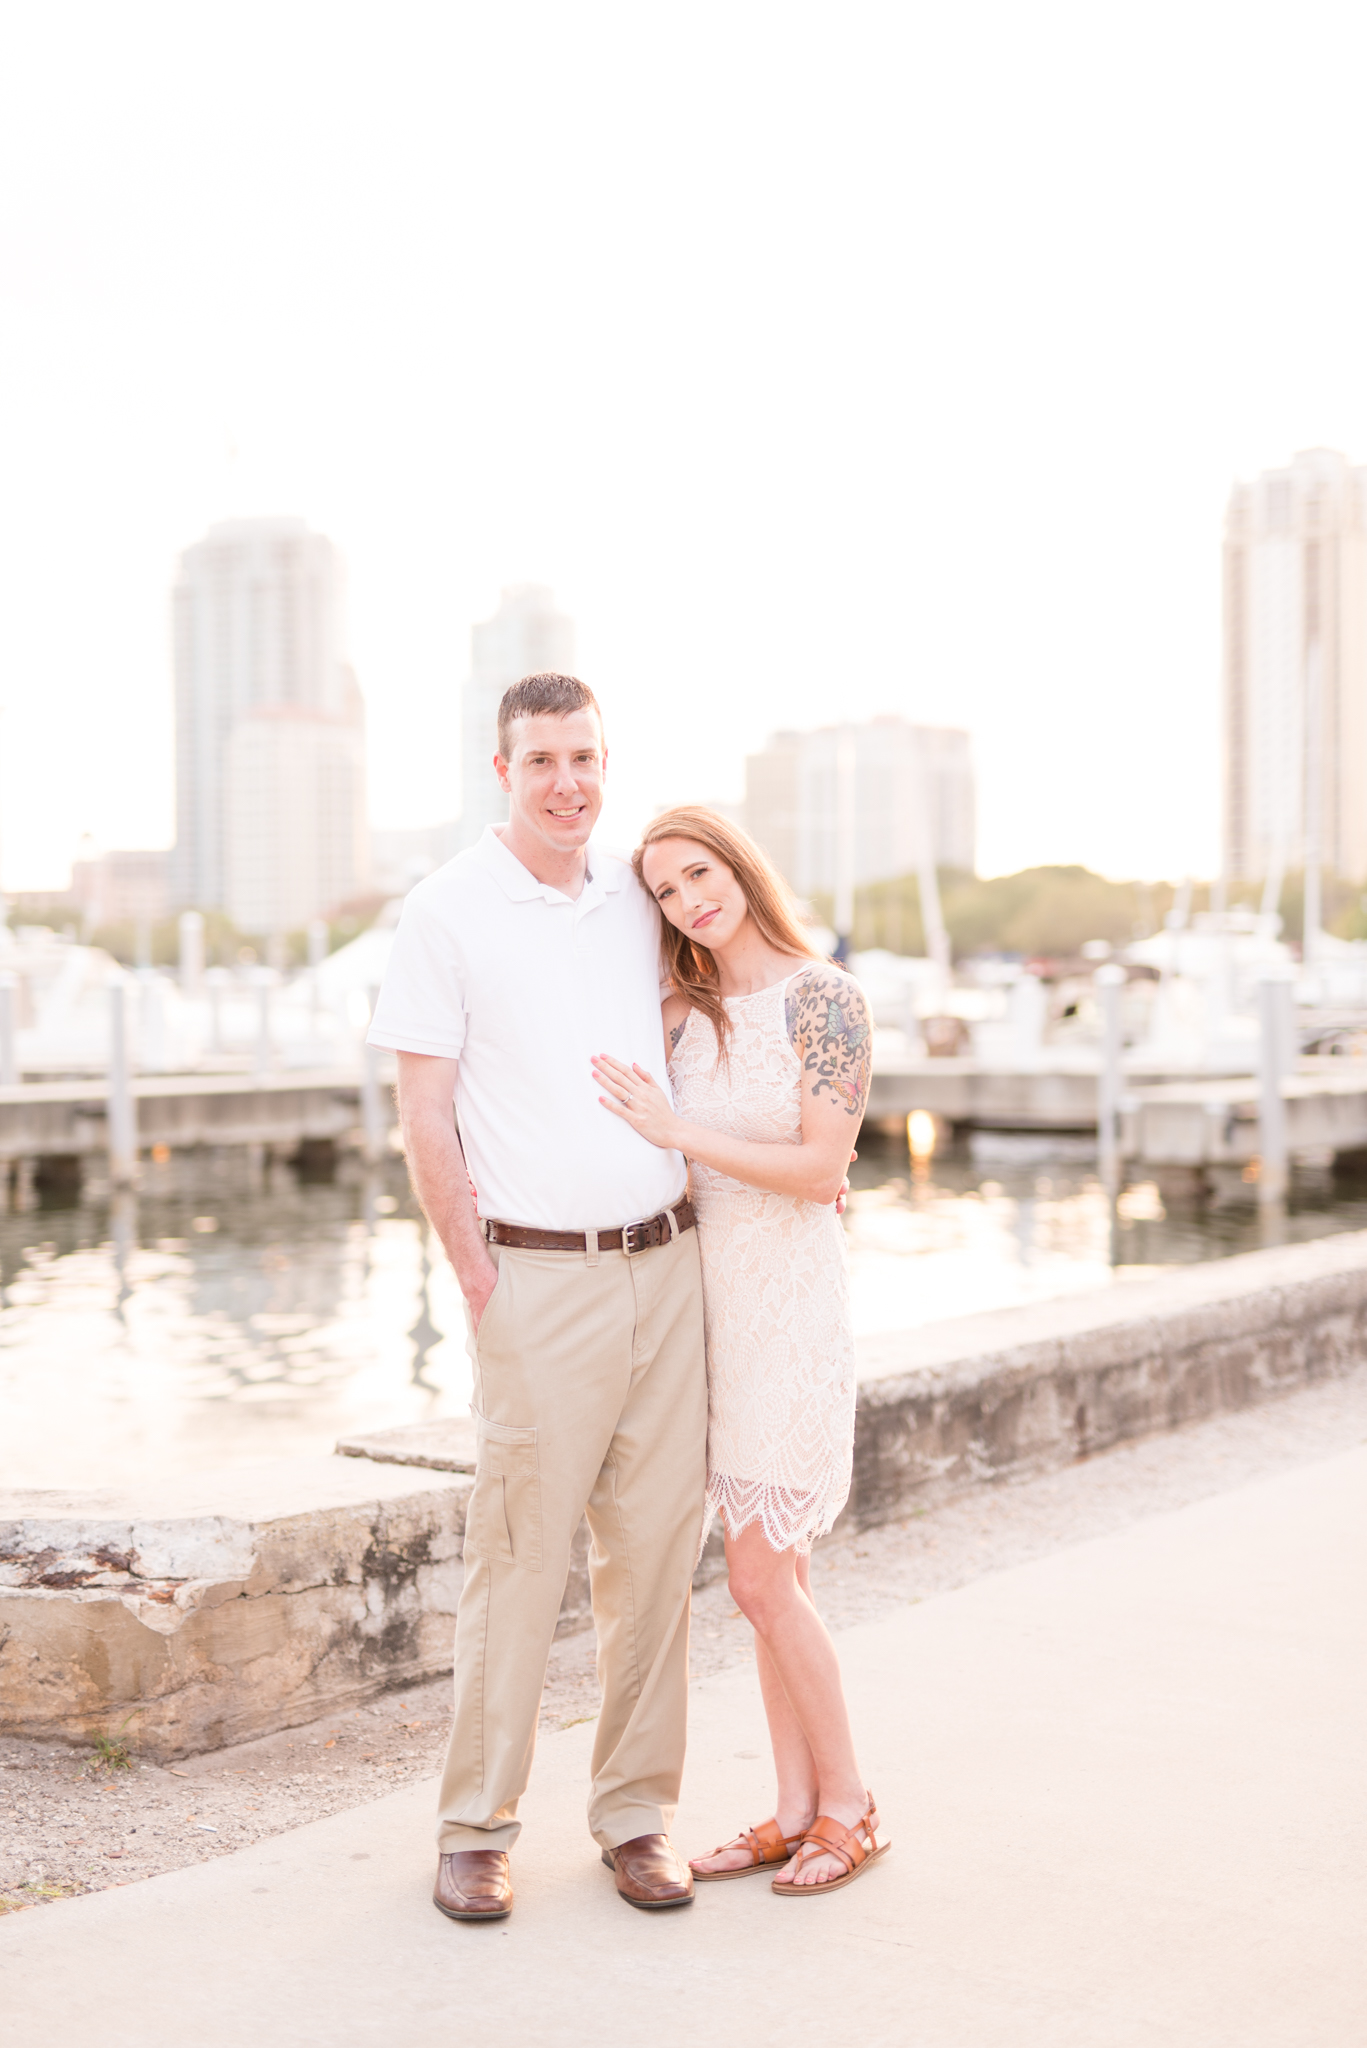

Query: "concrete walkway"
left=3, top=1449, right=1364, bottom=2047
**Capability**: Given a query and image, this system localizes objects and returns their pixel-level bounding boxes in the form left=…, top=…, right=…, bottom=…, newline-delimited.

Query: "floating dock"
left=869, top=1052, right=1367, bottom=1168
left=3, top=1050, right=1366, bottom=1184
left=0, top=1066, right=391, bottom=1171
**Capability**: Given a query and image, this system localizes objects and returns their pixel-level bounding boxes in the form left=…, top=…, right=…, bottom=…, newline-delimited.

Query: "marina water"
left=5, top=1135, right=1367, bottom=1491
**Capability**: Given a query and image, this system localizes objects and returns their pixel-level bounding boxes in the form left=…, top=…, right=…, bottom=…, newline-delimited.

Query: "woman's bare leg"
left=691, top=1548, right=818, bottom=1875
left=754, top=1628, right=817, bottom=1835
left=690, top=1527, right=867, bottom=1884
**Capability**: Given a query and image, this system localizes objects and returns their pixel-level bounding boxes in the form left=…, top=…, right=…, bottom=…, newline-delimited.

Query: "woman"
left=592, top=806, right=889, bottom=1898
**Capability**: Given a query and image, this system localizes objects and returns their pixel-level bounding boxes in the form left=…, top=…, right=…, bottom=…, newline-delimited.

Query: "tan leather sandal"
left=689, top=1816, right=807, bottom=1883
left=770, top=1792, right=890, bottom=1896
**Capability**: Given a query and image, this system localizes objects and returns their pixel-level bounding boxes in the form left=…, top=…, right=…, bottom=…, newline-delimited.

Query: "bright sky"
left=3, top=1, right=1367, bottom=891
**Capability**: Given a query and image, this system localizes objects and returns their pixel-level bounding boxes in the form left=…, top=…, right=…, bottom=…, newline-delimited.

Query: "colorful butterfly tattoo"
left=786, top=972, right=872, bottom=1116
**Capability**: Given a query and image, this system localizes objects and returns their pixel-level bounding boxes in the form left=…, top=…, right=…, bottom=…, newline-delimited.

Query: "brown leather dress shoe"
left=601, top=1833, right=695, bottom=1910
left=433, top=1849, right=513, bottom=1922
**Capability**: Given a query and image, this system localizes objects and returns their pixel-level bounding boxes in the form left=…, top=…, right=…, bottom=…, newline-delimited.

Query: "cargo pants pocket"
left=464, top=1413, right=542, bottom=1571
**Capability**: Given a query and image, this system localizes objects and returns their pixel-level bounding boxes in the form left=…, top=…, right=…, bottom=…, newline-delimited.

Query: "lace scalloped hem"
left=702, top=1472, right=848, bottom=1558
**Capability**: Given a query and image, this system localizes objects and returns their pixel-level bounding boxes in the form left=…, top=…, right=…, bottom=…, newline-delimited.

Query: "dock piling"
left=204, top=967, right=227, bottom=1053
left=0, top=972, right=16, bottom=1087
left=1095, top=964, right=1126, bottom=1189
left=361, top=985, right=385, bottom=1163
left=1257, top=975, right=1294, bottom=1205
left=178, top=911, right=204, bottom=994
left=107, top=977, right=137, bottom=1186
left=254, top=977, right=274, bottom=1079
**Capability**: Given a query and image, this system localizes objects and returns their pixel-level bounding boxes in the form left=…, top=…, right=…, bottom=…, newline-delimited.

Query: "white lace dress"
left=667, top=975, right=856, bottom=1554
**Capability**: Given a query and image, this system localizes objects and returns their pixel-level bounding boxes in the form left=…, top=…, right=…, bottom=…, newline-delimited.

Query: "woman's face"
left=641, top=837, right=751, bottom=951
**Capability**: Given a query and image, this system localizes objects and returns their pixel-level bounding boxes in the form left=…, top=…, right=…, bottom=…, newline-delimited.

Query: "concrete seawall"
left=3, top=1230, right=1365, bottom=1758
left=848, top=1228, right=1367, bottom=1524
left=0, top=1460, right=470, bottom=1761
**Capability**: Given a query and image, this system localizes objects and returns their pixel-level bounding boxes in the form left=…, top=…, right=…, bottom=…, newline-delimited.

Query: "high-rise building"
left=71, top=849, right=171, bottom=928
left=1223, top=448, right=1367, bottom=885
left=460, top=585, right=576, bottom=846
left=171, top=517, right=369, bottom=931
left=744, top=716, right=975, bottom=898
left=223, top=704, right=368, bottom=935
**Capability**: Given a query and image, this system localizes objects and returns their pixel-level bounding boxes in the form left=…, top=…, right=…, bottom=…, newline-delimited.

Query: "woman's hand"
left=592, top=1055, right=681, bottom=1151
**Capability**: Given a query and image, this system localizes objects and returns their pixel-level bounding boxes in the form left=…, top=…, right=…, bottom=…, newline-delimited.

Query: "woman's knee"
left=726, top=1543, right=795, bottom=1625
left=726, top=1563, right=764, bottom=1618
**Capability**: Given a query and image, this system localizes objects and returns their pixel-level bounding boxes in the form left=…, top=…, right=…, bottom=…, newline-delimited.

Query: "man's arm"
left=396, top=1051, right=499, bottom=1328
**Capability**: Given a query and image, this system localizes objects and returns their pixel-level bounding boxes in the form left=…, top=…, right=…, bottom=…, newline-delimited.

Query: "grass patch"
left=89, top=1714, right=136, bottom=1772
left=0, top=1881, right=86, bottom=1914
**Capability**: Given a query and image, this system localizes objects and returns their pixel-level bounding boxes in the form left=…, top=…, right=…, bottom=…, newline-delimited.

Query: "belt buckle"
left=622, top=1216, right=653, bottom=1256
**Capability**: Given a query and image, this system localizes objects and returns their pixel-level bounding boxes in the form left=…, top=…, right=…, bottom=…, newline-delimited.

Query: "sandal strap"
left=704, top=1815, right=799, bottom=1868
left=795, top=1823, right=862, bottom=1877
left=747, top=1817, right=795, bottom=1866
left=795, top=1794, right=880, bottom=1879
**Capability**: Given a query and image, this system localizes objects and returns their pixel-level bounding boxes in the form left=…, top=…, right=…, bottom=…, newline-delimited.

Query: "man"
left=367, top=671, right=707, bottom=1922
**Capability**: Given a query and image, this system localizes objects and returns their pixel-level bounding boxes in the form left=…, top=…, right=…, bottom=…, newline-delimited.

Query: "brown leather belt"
left=482, top=1196, right=696, bottom=1255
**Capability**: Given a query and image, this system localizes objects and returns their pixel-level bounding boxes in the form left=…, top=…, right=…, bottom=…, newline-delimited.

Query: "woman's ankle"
left=774, top=1799, right=817, bottom=1837
left=811, top=1782, right=868, bottom=1825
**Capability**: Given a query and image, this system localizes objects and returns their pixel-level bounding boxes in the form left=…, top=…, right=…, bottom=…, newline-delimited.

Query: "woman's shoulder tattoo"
left=668, top=1018, right=687, bottom=1051
left=785, top=968, right=871, bottom=1116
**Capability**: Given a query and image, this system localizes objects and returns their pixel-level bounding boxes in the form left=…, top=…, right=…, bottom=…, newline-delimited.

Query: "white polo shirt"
left=366, top=827, right=686, bottom=1232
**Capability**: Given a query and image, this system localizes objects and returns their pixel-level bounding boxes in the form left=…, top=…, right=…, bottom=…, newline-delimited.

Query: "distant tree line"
left=815, top=866, right=1367, bottom=961
left=2, top=896, right=392, bottom=968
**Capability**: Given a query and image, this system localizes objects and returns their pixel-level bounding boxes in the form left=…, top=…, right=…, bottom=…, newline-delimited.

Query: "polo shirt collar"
left=475, top=825, right=622, bottom=907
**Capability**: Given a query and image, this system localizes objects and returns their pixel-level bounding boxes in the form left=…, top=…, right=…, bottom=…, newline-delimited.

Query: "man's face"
left=495, top=708, right=607, bottom=853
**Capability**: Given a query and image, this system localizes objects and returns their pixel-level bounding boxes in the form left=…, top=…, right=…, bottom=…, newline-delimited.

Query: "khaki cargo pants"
left=435, top=1226, right=708, bottom=1855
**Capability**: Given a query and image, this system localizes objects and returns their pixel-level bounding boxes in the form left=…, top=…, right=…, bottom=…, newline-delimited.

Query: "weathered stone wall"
left=845, top=1229, right=1367, bottom=1526
left=0, top=1460, right=470, bottom=1762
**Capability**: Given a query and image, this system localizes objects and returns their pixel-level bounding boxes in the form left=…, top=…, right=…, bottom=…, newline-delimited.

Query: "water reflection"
left=4, top=1134, right=1367, bottom=1490
left=110, top=1190, right=136, bottom=1319
left=1258, top=1199, right=1289, bottom=1251
left=842, top=1129, right=1367, bottom=1336
left=0, top=1148, right=471, bottom=1490
left=407, top=1230, right=444, bottom=1393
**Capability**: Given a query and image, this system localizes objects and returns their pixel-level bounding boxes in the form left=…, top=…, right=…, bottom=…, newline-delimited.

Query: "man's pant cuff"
left=436, top=1820, right=522, bottom=1855
left=591, top=1804, right=673, bottom=1853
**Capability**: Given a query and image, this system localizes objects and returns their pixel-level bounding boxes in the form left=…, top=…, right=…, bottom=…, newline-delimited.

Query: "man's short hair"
left=496, top=673, right=604, bottom=761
